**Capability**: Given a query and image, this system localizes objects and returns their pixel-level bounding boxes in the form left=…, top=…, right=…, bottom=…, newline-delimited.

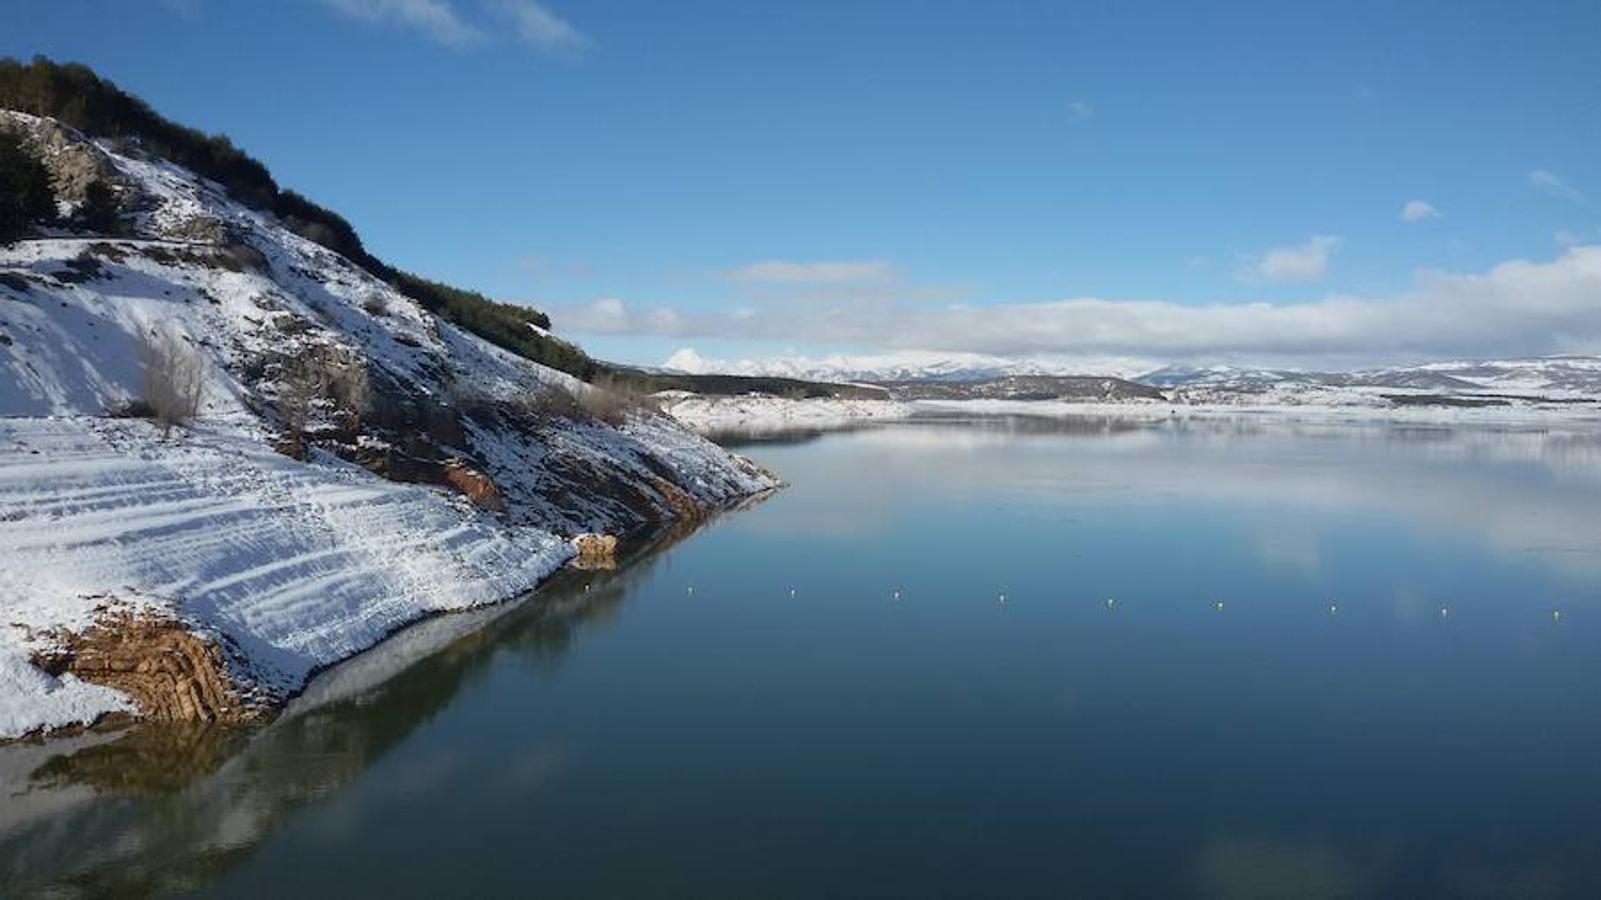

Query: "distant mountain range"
left=1143, top=357, right=1601, bottom=396
left=660, top=348, right=1152, bottom=383
left=664, top=349, right=1601, bottom=404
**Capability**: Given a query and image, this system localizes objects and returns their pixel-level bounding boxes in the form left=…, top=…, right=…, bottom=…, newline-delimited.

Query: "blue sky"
left=6, top=0, right=1599, bottom=368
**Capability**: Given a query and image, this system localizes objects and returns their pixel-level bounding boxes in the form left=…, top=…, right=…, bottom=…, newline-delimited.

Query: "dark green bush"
left=0, top=56, right=583, bottom=371
left=76, top=179, right=120, bottom=234
left=0, top=129, right=53, bottom=244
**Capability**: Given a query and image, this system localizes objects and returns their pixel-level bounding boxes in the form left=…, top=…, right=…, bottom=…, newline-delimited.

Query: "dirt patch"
left=30, top=610, right=264, bottom=726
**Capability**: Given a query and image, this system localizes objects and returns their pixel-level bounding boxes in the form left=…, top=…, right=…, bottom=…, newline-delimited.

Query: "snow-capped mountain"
left=662, top=348, right=1154, bottom=383
left=1145, top=357, right=1601, bottom=397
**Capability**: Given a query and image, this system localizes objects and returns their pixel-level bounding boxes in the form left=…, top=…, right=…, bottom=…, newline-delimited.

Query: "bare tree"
left=576, top=373, right=653, bottom=425
left=139, top=328, right=206, bottom=435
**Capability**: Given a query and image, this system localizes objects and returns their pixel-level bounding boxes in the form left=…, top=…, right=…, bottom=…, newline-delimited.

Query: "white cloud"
left=728, top=260, right=897, bottom=283
left=548, top=245, right=1601, bottom=363
left=321, top=0, right=484, bottom=46
left=1068, top=99, right=1095, bottom=121
left=1400, top=200, right=1441, bottom=222
left=557, top=297, right=688, bottom=335
left=495, top=0, right=589, bottom=53
left=1242, top=235, right=1341, bottom=282
left=1530, top=169, right=1582, bottom=201
left=320, top=0, right=587, bottom=53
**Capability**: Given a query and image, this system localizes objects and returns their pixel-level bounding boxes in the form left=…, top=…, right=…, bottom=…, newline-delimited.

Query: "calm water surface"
left=6, top=415, right=1601, bottom=898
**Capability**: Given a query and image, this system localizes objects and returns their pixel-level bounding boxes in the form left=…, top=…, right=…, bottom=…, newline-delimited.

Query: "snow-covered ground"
left=657, top=392, right=914, bottom=432
left=0, top=417, right=570, bottom=738
left=0, top=112, right=776, bottom=738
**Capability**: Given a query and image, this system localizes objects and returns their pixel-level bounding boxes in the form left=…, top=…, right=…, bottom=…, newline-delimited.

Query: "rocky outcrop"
left=29, top=609, right=261, bottom=726
left=570, top=532, right=619, bottom=569
left=0, top=111, right=127, bottom=206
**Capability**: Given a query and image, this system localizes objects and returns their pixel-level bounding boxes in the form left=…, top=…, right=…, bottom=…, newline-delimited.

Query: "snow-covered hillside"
left=0, top=112, right=777, bottom=738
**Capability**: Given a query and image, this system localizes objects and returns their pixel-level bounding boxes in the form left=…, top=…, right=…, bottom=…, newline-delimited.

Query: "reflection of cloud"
left=1255, top=524, right=1322, bottom=575
left=795, top=417, right=1601, bottom=580
left=1192, top=833, right=1388, bottom=899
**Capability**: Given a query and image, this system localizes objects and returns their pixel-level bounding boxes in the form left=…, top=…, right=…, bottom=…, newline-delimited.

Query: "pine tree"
left=77, top=179, right=120, bottom=234
left=0, top=130, right=54, bottom=245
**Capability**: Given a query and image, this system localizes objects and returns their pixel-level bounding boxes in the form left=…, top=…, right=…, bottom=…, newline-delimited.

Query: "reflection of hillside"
left=0, top=511, right=739, bottom=898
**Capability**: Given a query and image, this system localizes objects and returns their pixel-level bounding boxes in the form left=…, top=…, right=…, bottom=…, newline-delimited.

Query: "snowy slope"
left=0, top=112, right=776, bottom=738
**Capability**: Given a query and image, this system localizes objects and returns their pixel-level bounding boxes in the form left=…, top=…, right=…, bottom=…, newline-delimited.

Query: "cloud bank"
left=549, top=245, right=1601, bottom=364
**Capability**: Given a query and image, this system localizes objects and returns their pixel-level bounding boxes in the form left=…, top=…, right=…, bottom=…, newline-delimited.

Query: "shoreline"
left=662, top=394, right=1601, bottom=436
left=2, top=474, right=778, bottom=746
left=0, top=415, right=778, bottom=742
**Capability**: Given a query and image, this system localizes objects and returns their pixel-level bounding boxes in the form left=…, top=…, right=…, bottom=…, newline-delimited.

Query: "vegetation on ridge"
left=0, top=56, right=595, bottom=373
left=0, top=56, right=874, bottom=398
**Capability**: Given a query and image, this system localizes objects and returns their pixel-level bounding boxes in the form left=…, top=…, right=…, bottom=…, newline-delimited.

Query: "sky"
left=5, top=0, right=1600, bottom=370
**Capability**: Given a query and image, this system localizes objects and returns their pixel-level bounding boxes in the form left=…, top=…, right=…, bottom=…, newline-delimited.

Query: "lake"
left=5, top=413, right=1601, bottom=898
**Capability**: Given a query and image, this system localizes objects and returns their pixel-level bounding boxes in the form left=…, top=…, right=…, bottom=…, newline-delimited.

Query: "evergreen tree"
left=0, top=130, right=53, bottom=245
left=77, top=179, right=120, bottom=234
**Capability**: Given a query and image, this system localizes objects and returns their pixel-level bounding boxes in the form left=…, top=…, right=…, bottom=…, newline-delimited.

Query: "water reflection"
left=0, top=523, right=710, bottom=898
left=4, top=417, right=1601, bottom=897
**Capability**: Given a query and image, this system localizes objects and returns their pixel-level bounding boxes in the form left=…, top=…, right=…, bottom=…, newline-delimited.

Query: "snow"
left=0, top=113, right=777, bottom=738
left=0, top=416, right=573, bottom=737
left=658, top=393, right=914, bottom=432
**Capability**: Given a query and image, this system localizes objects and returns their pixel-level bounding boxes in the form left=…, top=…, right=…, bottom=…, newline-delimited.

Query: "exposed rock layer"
left=30, top=610, right=260, bottom=727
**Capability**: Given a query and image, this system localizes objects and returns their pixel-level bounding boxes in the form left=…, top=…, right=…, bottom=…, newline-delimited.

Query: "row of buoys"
left=677, top=585, right=1570, bottom=622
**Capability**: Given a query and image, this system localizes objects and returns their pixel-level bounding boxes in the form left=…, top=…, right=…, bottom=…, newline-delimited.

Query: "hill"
left=0, top=104, right=779, bottom=739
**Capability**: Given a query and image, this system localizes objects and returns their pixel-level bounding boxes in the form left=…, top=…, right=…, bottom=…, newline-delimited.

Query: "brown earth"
left=29, top=609, right=263, bottom=727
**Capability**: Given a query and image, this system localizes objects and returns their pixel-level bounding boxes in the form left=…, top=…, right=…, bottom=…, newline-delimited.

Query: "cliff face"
left=0, top=112, right=778, bottom=738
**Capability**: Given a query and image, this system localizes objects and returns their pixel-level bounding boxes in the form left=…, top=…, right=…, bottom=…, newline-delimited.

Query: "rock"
left=648, top=475, right=707, bottom=521
left=443, top=458, right=505, bottom=510
left=0, top=111, right=130, bottom=207
left=570, top=532, right=619, bottom=569
left=30, top=609, right=262, bottom=726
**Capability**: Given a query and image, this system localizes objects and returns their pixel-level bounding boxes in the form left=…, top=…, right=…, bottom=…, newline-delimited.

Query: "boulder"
left=570, top=532, right=619, bottom=569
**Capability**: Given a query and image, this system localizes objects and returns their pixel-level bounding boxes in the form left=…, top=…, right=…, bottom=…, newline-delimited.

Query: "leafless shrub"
left=505, top=383, right=581, bottom=423
left=139, top=329, right=206, bottom=435
left=361, top=294, right=388, bottom=317
left=577, top=373, right=656, bottom=425
left=448, top=378, right=578, bottom=428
